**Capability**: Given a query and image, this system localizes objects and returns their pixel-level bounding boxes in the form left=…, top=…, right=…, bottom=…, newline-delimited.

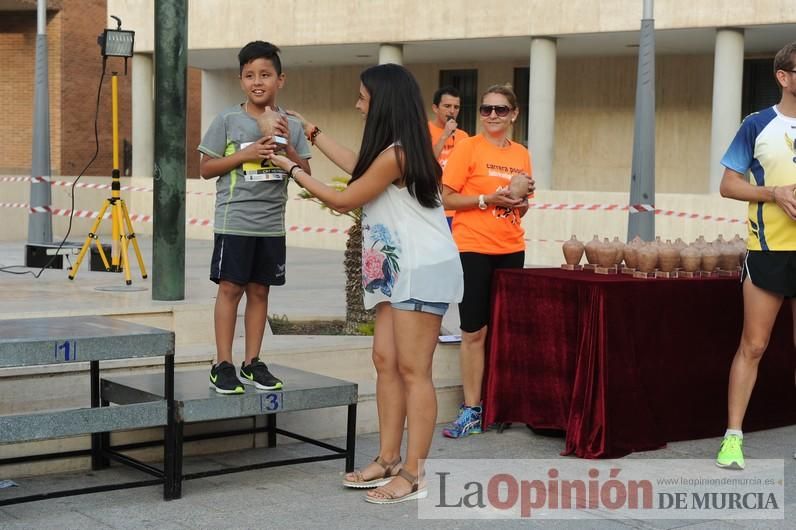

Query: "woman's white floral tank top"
left=361, top=183, right=463, bottom=309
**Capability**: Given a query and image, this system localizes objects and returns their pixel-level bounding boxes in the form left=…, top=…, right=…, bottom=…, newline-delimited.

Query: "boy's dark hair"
left=352, top=64, right=442, bottom=209
left=433, top=85, right=460, bottom=106
left=773, top=41, right=796, bottom=80
left=238, top=41, right=282, bottom=75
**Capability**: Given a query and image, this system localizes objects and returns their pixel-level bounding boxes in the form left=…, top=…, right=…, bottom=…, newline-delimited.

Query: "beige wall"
left=277, top=65, right=366, bottom=185
left=110, top=0, right=796, bottom=50
left=233, top=56, right=713, bottom=193
left=554, top=54, right=714, bottom=193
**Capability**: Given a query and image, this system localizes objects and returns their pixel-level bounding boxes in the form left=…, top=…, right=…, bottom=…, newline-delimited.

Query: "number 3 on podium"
left=260, top=392, right=282, bottom=412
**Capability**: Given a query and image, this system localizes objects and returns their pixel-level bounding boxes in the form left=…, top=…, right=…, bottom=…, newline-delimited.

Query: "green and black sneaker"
left=240, top=357, right=283, bottom=390
left=209, top=361, right=244, bottom=394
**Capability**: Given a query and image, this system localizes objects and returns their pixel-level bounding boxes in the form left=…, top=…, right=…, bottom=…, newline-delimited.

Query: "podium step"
left=102, top=365, right=358, bottom=422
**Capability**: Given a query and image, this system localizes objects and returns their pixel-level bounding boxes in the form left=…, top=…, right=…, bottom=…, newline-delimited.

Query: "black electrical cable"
left=0, top=57, right=107, bottom=277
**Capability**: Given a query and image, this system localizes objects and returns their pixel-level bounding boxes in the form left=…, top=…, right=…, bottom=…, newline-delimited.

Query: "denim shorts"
left=391, top=298, right=449, bottom=316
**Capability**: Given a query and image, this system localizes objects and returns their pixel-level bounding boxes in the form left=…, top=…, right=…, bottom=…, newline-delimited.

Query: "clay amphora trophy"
left=509, top=174, right=530, bottom=200
left=256, top=107, right=289, bottom=148
left=656, top=240, right=680, bottom=277
left=561, top=235, right=585, bottom=270
left=252, top=107, right=290, bottom=182
left=718, top=243, right=740, bottom=276
left=595, top=238, right=619, bottom=274
left=634, top=244, right=658, bottom=278
left=623, top=244, right=639, bottom=272
left=611, top=236, right=625, bottom=267
left=584, top=235, right=600, bottom=269
left=622, top=236, right=642, bottom=273
left=679, top=245, right=702, bottom=277
left=731, top=235, right=747, bottom=270
left=700, top=244, right=720, bottom=275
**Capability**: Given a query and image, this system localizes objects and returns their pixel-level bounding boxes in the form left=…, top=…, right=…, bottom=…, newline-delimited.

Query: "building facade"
left=1, top=1, right=791, bottom=259
left=111, top=0, right=796, bottom=194
left=0, top=0, right=202, bottom=178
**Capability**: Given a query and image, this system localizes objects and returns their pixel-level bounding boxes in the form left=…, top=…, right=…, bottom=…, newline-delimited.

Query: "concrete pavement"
left=1, top=423, right=795, bottom=528
left=0, top=238, right=794, bottom=528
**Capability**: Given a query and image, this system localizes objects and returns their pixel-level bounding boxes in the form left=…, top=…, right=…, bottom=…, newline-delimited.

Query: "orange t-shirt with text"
left=429, top=121, right=470, bottom=217
left=442, top=134, right=532, bottom=255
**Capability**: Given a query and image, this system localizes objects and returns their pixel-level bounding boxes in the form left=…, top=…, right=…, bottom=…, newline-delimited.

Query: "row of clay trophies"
left=562, top=234, right=747, bottom=278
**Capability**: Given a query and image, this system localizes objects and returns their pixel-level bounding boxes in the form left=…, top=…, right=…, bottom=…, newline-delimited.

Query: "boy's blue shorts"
left=210, top=234, right=286, bottom=286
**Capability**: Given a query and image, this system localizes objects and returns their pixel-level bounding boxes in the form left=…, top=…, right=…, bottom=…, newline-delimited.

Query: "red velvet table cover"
left=483, top=268, right=796, bottom=458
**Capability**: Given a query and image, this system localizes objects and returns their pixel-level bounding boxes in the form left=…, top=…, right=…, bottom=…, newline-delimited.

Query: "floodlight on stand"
left=98, top=16, right=134, bottom=73
left=68, top=15, right=147, bottom=284
left=102, top=30, right=134, bottom=57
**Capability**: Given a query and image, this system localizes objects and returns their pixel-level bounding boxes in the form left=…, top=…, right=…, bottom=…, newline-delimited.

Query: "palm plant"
left=297, top=177, right=374, bottom=334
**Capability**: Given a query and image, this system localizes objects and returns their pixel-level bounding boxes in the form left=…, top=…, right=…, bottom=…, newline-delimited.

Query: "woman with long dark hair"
left=268, top=63, right=463, bottom=504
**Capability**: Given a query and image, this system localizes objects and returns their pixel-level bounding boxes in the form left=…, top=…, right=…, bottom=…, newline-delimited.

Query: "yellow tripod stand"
left=68, top=72, right=147, bottom=285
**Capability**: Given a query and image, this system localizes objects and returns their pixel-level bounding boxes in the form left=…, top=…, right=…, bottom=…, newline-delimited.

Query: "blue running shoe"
left=442, top=405, right=482, bottom=438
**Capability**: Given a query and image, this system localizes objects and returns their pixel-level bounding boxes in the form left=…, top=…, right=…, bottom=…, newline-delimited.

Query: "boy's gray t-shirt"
left=198, top=104, right=311, bottom=236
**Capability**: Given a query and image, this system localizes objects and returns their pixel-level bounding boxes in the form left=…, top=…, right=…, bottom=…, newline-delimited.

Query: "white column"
left=131, top=53, right=154, bottom=178
left=378, top=43, right=403, bottom=65
left=528, top=37, right=557, bottom=190
left=200, top=70, right=243, bottom=138
left=709, top=28, right=745, bottom=193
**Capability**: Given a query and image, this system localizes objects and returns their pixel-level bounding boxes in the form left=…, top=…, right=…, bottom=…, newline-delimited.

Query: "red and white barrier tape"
left=1, top=175, right=215, bottom=196
left=524, top=238, right=567, bottom=244
left=5, top=177, right=748, bottom=226
left=527, top=202, right=746, bottom=224
left=529, top=202, right=627, bottom=212
left=628, top=203, right=655, bottom=213
left=1, top=202, right=349, bottom=233
left=4, top=200, right=749, bottom=228
left=3, top=201, right=745, bottom=242
left=287, top=225, right=349, bottom=234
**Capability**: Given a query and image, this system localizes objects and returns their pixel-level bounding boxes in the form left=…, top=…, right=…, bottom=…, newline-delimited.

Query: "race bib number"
left=241, top=142, right=287, bottom=182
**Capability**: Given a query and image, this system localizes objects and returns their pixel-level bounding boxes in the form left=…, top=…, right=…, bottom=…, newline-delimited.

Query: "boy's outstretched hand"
left=239, top=136, right=281, bottom=161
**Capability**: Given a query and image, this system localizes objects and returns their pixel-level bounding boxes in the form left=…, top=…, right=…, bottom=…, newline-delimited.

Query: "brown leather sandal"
left=341, top=455, right=402, bottom=489
left=364, top=468, right=428, bottom=504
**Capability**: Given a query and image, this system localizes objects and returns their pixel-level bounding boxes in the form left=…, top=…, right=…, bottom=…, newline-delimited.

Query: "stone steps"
left=1, top=333, right=464, bottom=477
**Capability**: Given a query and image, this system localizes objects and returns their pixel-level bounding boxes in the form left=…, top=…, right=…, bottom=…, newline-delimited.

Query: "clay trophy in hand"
left=509, top=173, right=532, bottom=200
left=256, top=106, right=289, bottom=153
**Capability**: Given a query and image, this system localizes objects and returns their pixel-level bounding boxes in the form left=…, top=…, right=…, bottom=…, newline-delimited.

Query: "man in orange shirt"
left=428, top=86, right=470, bottom=227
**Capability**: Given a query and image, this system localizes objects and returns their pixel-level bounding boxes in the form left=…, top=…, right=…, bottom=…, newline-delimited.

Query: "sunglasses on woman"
left=479, top=104, right=512, bottom=117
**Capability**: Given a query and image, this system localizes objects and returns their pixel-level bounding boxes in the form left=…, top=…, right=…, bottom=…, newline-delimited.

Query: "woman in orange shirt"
left=441, top=84, right=534, bottom=438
